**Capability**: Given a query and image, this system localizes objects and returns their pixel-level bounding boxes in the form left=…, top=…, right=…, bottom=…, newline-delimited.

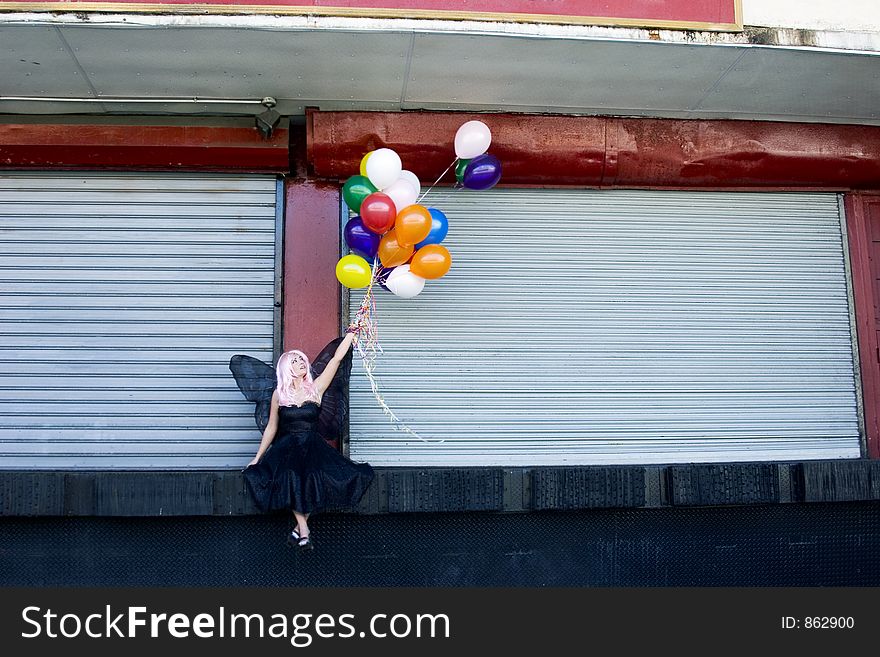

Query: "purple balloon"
left=462, top=154, right=502, bottom=190
left=344, top=216, right=380, bottom=260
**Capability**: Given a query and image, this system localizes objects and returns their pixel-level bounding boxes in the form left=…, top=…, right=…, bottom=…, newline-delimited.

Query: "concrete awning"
left=1, top=13, right=878, bottom=125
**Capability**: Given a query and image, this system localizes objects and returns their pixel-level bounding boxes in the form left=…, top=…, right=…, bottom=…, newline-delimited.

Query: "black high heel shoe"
left=286, top=528, right=300, bottom=547
left=297, top=535, right=314, bottom=552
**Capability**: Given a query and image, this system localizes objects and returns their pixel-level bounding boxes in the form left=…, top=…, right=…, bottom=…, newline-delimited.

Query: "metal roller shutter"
left=347, top=189, right=862, bottom=466
left=0, top=172, right=278, bottom=469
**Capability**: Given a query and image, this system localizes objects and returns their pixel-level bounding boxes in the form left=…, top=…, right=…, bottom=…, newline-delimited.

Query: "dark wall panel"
left=3, top=503, right=879, bottom=586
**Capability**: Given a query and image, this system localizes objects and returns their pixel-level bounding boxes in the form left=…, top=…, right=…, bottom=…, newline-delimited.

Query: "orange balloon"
left=410, top=244, right=452, bottom=279
left=394, top=204, right=433, bottom=247
left=378, top=229, right=415, bottom=268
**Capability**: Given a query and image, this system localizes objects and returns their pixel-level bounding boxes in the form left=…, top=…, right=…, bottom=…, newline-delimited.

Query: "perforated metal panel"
left=0, top=172, right=278, bottom=469
left=348, top=189, right=862, bottom=466
left=5, top=503, right=880, bottom=586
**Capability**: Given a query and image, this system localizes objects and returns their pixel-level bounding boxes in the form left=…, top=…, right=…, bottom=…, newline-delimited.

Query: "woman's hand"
left=246, top=455, right=260, bottom=468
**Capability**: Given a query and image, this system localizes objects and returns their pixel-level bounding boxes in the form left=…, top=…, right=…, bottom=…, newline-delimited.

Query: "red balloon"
left=360, top=193, right=397, bottom=235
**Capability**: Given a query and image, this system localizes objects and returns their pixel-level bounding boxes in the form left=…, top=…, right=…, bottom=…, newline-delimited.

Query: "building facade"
left=2, top=0, right=880, bottom=585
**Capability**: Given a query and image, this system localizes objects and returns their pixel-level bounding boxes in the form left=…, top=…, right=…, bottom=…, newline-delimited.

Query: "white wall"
left=744, top=0, right=880, bottom=32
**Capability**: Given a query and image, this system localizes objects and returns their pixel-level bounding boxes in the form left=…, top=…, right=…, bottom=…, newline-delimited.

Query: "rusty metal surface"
left=282, top=179, right=341, bottom=359
left=307, top=110, right=880, bottom=189
left=0, top=123, right=289, bottom=172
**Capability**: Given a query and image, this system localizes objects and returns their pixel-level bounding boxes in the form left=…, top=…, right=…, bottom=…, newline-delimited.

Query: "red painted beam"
left=0, top=123, right=289, bottom=172
left=612, top=119, right=880, bottom=188
left=307, top=110, right=880, bottom=189
left=307, top=110, right=606, bottom=186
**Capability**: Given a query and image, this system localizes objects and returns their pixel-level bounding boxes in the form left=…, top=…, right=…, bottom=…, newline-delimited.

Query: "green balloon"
left=343, top=175, right=377, bottom=213
left=455, top=158, right=471, bottom=184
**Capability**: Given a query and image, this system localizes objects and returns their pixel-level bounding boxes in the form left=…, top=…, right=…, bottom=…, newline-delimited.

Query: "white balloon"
left=383, top=178, right=419, bottom=212
left=398, top=170, right=421, bottom=198
left=385, top=264, right=426, bottom=298
left=365, top=148, right=403, bottom=190
left=454, top=120, right=492, bottom=159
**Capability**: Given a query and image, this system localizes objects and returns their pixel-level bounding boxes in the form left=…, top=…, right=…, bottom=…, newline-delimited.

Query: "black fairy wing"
left=311, top=337, right=353, bottom=448
left=229, top=354, right=276, bottom=434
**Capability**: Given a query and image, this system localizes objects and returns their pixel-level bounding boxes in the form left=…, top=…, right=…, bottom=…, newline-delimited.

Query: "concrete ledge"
left=2, top=460, right=879, bottom=516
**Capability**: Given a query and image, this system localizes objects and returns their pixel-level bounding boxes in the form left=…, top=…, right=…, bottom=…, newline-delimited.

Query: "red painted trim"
left=1, top=1, right=743, bottom=30
left=0, top=124, right=289, bottom=172
left=307, top=111, right=880, bottom=189
left=3, top=0, right=738, bottom=22
left=283, top=179, right=341, bottom=361
left=847, top=194, right=880, bottom=459
left=601, top=118, right=619, bottom=186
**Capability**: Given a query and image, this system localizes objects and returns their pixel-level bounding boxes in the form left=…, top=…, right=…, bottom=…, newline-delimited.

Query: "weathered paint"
left=282, top=180, right=341, bottom=363
left=307, top=111, right=880, bottom=189
left=0, top=1, right=742, bottom=31
left=744, top=0, right=880, bottom=33
left=846, top=194, right=880, bottom=459
left=283, top=125, right=341, bottom=362
left=1, top=11, right=870, bottom=54
left=0, top=123, right=289, bottom=172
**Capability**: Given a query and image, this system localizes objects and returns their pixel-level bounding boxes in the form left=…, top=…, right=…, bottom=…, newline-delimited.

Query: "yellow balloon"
left=359, top=151, right=373, bottom=178
left=335, top=254, right=372, bottom=289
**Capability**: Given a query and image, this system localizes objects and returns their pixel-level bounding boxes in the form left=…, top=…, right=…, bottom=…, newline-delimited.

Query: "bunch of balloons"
left=336, top=120, right=500, bottom=298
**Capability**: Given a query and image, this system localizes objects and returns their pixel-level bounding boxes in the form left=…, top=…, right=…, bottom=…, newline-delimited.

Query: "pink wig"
left=276, top=350, right=319, bottom=407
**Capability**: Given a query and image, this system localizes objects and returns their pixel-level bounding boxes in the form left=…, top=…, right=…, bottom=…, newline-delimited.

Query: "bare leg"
left=293, top=511, right=309, bottom=538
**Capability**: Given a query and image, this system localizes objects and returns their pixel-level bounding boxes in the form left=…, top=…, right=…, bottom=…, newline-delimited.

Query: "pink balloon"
left=383, top=178, right=419, bottom=212
left=454, top=120, right=492, bottom=159
left=398, top=170, right=421, bottom=198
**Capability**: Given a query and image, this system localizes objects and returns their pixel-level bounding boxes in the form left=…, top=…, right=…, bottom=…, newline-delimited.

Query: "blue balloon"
left=415, top=207, right=450, bottom=249
left=344, top=216, right=380, bottom=260
left=462, top=153, right=502, bottom=190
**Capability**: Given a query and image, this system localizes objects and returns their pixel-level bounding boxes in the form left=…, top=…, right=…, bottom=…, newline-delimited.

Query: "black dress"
left=242, top=401, right=373, bottom=513
left=230, top=338, right=374, bottom=514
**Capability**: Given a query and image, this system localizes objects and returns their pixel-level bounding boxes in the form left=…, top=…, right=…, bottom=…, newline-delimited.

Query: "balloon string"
left=417, top=157, right=458, bottom=205
left=350, top=263, right=444, bottom=444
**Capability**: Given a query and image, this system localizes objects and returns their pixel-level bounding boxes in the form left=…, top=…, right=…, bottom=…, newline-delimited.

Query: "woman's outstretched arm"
left=313, top=331, right=357, bottom=394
